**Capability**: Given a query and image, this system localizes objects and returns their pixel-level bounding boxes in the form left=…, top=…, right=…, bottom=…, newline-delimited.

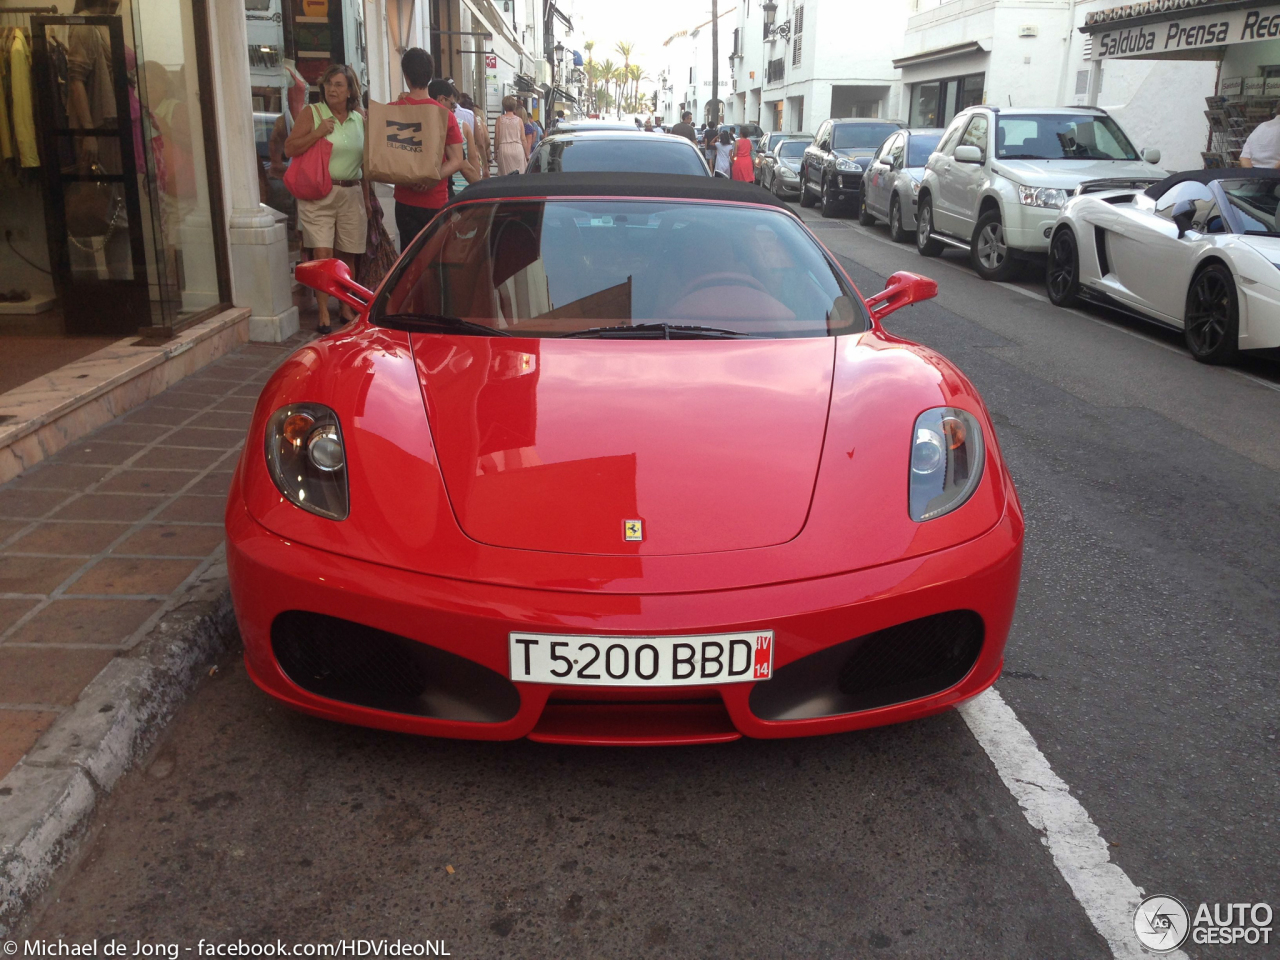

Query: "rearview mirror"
left=863, top=271, right=939, bottom=321
left=295, top=258, right=375, bottom=313
left=1142, top=147, right=1161, bottom=164
left=954, top=144, right=983, bottom=164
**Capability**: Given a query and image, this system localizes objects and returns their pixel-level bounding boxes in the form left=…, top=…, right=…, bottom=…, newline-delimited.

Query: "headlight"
left=910, top=179, right=921, bottom=196
left=1017, top=185, right=1069, bottom=209
left=779, top=166, right=798, bottom=179
left=836, top=157, right=863, bottom=172
left=265, top=402, right=349, bottom=520
left=909, top=408, right=985, bottom=522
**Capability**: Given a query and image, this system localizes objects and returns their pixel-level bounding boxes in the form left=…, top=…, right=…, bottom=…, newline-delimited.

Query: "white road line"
left=959, top=689, right=1189, bottom=960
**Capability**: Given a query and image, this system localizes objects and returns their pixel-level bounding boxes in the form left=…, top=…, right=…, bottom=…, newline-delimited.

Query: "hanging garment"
left=9, top=28, right=38, bottom=167
left=0, top=28, right=13, bottom=161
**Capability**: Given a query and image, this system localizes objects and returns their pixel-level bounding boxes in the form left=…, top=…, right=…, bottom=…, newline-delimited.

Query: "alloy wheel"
left=1186, top=270, right=1231, bottom=355
left=976, top=221, right=1007, bottom=270
left=1046, top=232, right=1076, bottom=302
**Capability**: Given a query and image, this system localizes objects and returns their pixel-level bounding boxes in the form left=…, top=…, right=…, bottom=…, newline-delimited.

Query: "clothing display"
left=0, top=26, right=38, bottom=167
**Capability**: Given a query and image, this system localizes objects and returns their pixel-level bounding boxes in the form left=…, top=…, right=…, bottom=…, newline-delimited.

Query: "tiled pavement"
left=0, top=336, right=308, bottom=780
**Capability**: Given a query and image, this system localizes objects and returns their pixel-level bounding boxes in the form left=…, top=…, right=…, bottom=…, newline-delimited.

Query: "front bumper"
left=227, top=499, right=1022, bottom=745
left=1002, top=206, right=1060, bottom=253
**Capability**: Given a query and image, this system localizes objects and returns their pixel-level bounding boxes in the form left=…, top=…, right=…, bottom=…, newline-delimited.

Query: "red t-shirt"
left=391, top=97, right=464, bottom=210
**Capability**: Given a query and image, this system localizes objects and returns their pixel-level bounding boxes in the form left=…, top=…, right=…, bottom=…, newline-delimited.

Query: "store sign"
left=1092, top=4, right=1280, bottom=59
left=485, top=53, right=497, bottom=70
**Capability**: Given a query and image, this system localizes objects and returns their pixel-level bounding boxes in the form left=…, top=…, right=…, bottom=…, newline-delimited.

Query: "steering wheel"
left=675, top=271, right=770, bottom=302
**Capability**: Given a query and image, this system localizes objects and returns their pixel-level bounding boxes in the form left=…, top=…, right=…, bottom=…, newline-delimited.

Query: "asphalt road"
left=26, top=203, right=1280, bottom=960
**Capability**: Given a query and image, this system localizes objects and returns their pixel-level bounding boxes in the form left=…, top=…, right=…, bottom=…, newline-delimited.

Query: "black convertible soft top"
left=449, top=172, right=791, bottom=211
left=1144, top=166, right=1280, bottom=200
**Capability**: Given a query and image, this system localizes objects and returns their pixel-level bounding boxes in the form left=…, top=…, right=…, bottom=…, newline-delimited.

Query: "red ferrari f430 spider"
left=225, top=173, right=1023, bottom=745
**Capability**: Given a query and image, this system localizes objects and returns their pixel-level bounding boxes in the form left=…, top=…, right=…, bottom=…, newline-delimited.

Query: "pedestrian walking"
left=428, top=79, right=481, bottom=198
left=644, top=119, right=653, bottom=132
left=1241, top=105, right=1280, bottom=168
left=731, top=135, right=754, bottom=181
left=713, top=130, right=733, bottom=178
left=495, top=96, right=529, bottom=175
left=284, top=63, right=369, bottom=333
left=516, top=106, right=538, bottom=155
left=671, top=111, right=696, bottom=144
left=387, top=49, right=464, bottom=254
left=459, top=93, right=491, bottom=177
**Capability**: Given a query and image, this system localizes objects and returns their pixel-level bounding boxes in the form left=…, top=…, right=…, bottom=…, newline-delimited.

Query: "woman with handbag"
left=494, top=96, right=528, bottom=175
left=284, top=64, right=370, bottom=334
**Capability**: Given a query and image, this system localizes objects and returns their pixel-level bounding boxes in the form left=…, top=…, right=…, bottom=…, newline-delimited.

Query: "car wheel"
left=916, top=196, right=944, bottom=257
left=858, top=191, right=876, bottom=226
left=1045, top=227, right=1080, bottom=307
left=970, top=210, right=1018, bottom=282
left=771, top=176, right=784, bottom=198
left=1184, top=263, right=1240, bottom=365
left=820, top=177, right=838, bottom=218
left=889, top=195, right=908, bottom=243
left=799, top=167, right=816, bottom=207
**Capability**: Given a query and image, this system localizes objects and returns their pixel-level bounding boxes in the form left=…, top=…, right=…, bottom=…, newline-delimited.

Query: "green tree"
left=614, top=41, right=634, bottom=117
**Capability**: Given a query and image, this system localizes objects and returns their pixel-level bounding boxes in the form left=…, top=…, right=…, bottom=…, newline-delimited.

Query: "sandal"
left=316, top=324, right=332, bottom=336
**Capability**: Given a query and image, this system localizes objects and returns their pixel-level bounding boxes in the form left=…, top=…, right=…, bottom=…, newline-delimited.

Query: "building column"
left=207, top=0, right=299, bottom=342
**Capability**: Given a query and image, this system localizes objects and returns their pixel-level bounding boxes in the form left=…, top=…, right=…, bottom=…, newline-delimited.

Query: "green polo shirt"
left=312, top=102, right=364, bottom=181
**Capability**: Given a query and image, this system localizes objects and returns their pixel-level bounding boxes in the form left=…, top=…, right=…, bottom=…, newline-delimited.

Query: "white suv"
left=915, top=107, right=1166, bottom=281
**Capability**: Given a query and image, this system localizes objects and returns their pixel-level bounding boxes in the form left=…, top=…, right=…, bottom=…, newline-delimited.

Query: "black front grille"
left=749, top=611, right=984, bottom=722
left=837, top=611, right=983, bottom=699
left=271, top=611, right=520, bottom=723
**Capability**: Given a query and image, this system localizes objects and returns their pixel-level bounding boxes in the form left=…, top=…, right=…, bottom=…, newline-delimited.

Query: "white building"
left=657, top=7, right=738, bottom=127
left=725, top=0, right=911, bottom=133
left=899, top=0, right=1215, bottom=169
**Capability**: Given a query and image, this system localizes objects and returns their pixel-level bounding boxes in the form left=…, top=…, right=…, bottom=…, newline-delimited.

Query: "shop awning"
left=515, top=74, right=537, bottom=93
left=892, top=40, right=990, bottom=69
left=552, top=86, right=577, bottom=104
left=1080, top=0, right=1280, bottom=59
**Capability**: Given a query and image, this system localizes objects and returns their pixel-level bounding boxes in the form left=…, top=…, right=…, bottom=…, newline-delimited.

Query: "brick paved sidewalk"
left=0, top=336, right=305, bottom=779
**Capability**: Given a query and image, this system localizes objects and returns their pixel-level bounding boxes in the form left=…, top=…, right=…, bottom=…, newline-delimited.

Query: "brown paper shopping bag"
left=364, top=99, right=449, bottom=187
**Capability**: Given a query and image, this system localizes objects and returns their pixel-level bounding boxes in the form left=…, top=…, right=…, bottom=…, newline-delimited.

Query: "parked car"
left=1044, top=168, right=1280, bottom=364
left=755, top=132, right=813, bottom=184
left=719, top=122, right=765, bottom=149
left=550, top=119, right=637, bottom=134
left=858, top=128, right=944, bottom=243
left=760, top=137, right=813, bottom=199
left=230, top=171, right=1023, bottom=743
left=526, top=130, right=710, bottom=176
left=915, top=106, right=1165, bottom=281
left=799, top=119, right=907, bottom=218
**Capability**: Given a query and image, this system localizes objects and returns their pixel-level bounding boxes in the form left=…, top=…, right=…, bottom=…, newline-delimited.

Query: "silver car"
left=858, top=128, right=944, bottom=242
left=755, top=132, right=813, bottom=188
left=760, top=137, right=814, bottom=199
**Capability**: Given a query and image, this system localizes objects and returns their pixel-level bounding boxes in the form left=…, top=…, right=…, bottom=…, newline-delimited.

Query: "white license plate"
left=509, top=631, right=774, bottom=687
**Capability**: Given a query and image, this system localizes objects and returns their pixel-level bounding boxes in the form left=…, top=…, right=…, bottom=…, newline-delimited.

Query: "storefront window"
left=910, top=72, right=985, bottom=127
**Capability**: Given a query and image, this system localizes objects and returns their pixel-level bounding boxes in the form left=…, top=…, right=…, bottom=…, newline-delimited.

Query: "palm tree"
left=628, top=64, right=645, bottom=114
left=614, top=41, right=634, bottom=117
left=600, top=58, right=617, bottom=115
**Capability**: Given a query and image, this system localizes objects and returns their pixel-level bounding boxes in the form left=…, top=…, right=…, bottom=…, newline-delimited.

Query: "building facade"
left=656, top=6, right=737, bottom=127
left=899, top=0, right=1216, bottom=170
left=726, top=0, right=910, bottom=133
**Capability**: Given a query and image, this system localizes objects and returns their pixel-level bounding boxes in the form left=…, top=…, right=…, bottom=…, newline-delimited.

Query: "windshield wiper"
left=559, top=322, right=759, bottom=339
left=378, top=312, right=514, bottom=336
left=997, top=154, right=1054, bottom=160
left=1243, top=230, right=1280, bottom=237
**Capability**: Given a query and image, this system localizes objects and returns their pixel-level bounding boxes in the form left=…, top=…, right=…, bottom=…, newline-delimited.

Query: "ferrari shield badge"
left=623, top=520, right=643, bottom=542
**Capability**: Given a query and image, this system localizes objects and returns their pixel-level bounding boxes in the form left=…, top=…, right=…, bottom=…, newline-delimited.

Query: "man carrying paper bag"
left=364, top=48, right=464, bottom=250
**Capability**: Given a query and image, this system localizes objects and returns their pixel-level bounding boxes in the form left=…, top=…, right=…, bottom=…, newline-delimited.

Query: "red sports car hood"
left=410, top=336, right=836, bottom=556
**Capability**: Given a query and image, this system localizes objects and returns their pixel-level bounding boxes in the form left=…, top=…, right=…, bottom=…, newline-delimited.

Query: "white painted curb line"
left=960, top=689, right=1189, bottom=960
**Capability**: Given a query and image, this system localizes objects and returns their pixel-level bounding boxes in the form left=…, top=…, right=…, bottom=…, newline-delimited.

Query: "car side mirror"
left=863, top=271, right=939, bottom=321
left=296, top=258, right=375, bottom=312
left=1170, top=199, right=1197, bottom=238
left=954, top=144, right=983, bottom=164
left=1142, top=147, right=1161, bottom=164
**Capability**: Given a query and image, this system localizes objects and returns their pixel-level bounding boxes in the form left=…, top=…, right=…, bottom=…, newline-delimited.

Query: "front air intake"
left=271, top=611, right=520, bottom=722
left=749, top=611, right=984, bottom=722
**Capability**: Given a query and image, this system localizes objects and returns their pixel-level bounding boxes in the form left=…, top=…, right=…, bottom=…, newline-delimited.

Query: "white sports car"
left=1044, top=169, right=1280, bottom=364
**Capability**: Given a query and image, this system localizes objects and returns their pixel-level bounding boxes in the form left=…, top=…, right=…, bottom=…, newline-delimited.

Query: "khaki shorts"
left=297, top=184, right=367, bottom=254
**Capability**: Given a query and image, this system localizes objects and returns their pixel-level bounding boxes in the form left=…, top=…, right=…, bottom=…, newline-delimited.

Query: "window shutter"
left=792, top=34, right=802, bottom=66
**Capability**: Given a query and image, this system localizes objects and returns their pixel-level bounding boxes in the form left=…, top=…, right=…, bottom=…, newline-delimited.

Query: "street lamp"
left=761, top=0, right=790, bottom=41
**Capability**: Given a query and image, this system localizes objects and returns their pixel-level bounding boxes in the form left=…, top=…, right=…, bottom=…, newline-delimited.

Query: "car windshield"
left=907, top=134, right=942, bottom=167
left=533, top=139, right=708, bottom=175
left=1218, top=178, right=1280, bottom=234
left=778, top=140, right=808, bottom=158
left=995, top=114, right=1139, bottom=161
left=832, top=123, right=901, bottom=150
left=376, top=199, right=864, bottom=339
